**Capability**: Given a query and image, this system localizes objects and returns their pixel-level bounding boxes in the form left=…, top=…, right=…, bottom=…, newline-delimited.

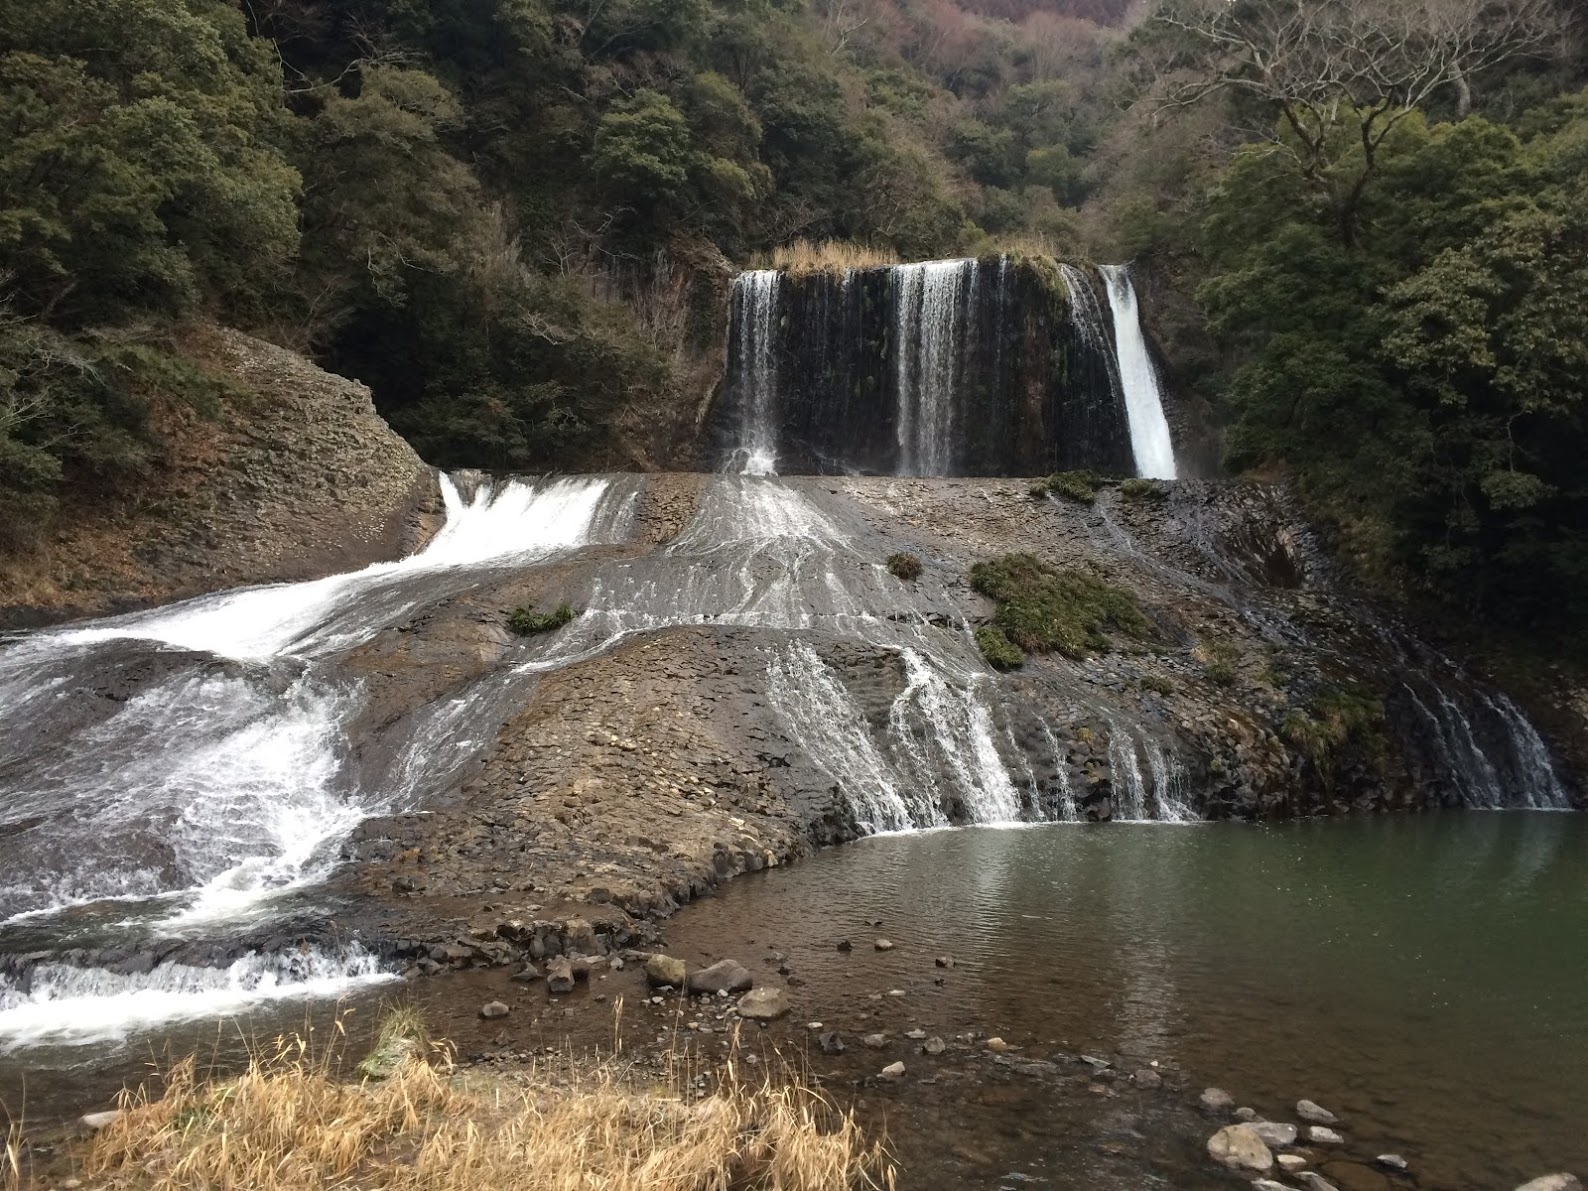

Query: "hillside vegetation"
left=1, top=0, right=1586, bottom=643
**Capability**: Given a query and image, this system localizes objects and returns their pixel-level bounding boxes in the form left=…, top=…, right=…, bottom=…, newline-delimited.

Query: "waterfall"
left=893, top=259, right=974, bottom=477
left=0, top=474, right=631, bottom=1041
left=1101, top=265, right=1177, bottom=481
left=730, top=270, right=782, bottom=475
left=1485, top=694, right=1572, bottom=809
left=715, top=257, right=1134, bottom=476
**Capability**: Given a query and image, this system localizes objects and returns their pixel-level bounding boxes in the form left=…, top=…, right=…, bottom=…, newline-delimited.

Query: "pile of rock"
left=643, top=952, right=791, bottom=1023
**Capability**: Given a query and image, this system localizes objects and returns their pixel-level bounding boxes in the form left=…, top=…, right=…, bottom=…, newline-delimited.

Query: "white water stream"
left=0, top=474, right=628, bottom=1047
left=1101, top=264, right=1177, bottom=480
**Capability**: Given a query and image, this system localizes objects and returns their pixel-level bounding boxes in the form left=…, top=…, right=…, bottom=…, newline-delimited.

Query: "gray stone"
left=1277, top=1154, right=1308, bottom=1173
left=1308, top=1126, right=1345, bottom=1145
left=862, top=1033, right=888, bottom=1049
left=986, top=1036, right=1011, bottom=1052
left=880, top=1061, right=905, bottom=1079
left=818, top=1030, right=845, bottom=1055
left=736, top=987, right=790, bottom=1021
left=935, top=955, right=954, bottom=968
left=905, top=1028, right=927, bottom=1040
left=1201, top=1087, right=1236, bottom=1113
left=1297, top=1099, right=1339, bottom=1125
left=644, top=953, right=687, bottom=988
left=1249, top=1121, right=1299, bottom=1148
left=80, top=1110, right=122, bottom=1132
left=1207, top=1124, right=1274, bottom=1173
left=546, top=958, right=576, bottom=994
left=1252, top=1181, right=1293, bottom=1191
left=510, top=964, right=542, bottom=983
left=1133, top=1068, right=1162, bottom=1088
left=874, top=938, right=895, bottom=951
left=1514, top=1177, right=1582, bottom=1191
left=1236, top=1106, right=1260, bottom=1121
left=687, top=958, right=753, bottom=994
left=1374, top=1155, right=1408, bottom=1173
left=479, top=1000, right=510, bottom=1019
left=923, top=1036, right=946, bottom=1055
left=1299, top=1173, right=1341, bottom=1191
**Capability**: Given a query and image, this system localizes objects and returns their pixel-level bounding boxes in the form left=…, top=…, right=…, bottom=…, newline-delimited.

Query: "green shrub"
left=1029, top=480, right=1051, bottom=500
left=1040, top=470, right=1102, bottom=504
left=969, top=553, right=1150, bottom=659
left=1120, top=478, right=1169, bottom=502
left=887, top=551, right=923, bottom=581
left=508, top=603, right=577, bottom=636
left=975, top=625, right=1025, bottom=670
left=1197, top=639, right=1241, bottom=686
left=1141, top=674, right=1175, bottom=696
left=1281, top=688, right=1387, bottom=768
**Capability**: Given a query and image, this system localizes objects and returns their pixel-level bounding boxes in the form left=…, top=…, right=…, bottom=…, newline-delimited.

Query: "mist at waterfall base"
left=664, top=814, right=1588, bottom=1191
left=717, top=258, right=1169, bottom=479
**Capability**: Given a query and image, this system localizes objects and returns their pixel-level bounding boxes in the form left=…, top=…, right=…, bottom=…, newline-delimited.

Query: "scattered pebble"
left=479, top=1001, right=510, bottom=1020
left=924, top=1036, right=946, bottom=1055
left=905, top=1028, right=927, bottom=1040
left=986, top=1037, right=1011, bottom=1052
left=862, top=1033, right=888, bottom=1049
left=1133, top=1068, right=1162, bottom=1088
left=880, top=1061, right=905, bottom=1079
left=874, top=939, right=895, bottom=951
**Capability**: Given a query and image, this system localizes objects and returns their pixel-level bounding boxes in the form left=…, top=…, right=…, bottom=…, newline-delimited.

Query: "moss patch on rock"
left=886, top=551, right=923, bottom=581
left=970, top=553, right=1149, bottom=659
left=974, top=625, right=1025, bottom=670
left=508, top=603, right=577, bottom=636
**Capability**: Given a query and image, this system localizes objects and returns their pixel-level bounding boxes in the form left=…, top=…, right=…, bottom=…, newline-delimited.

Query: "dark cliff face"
left=712, top=258, right=1136, bottom=477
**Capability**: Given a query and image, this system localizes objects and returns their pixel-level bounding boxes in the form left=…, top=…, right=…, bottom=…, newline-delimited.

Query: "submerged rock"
left=924, top=1036, right=946, bottom=1055
left=1299, top=1172, right=1342, bottom=1191
left=1374, top=1155, right=1408, bottom=1173
left=1207, top=1123, right=1274, bottom=1172
left=862, top=1033, right=888, bottom=1049
left=1200, top=1087, right=1235, bottom=1113
left=1308, top=1126, right=1345, bottom=1145
left=1514, top=1177, right=1582, bottom=1191
left=818, top=1030, right=845, bottom=1055
left=1132, top=1068, right=1162, bottom=1088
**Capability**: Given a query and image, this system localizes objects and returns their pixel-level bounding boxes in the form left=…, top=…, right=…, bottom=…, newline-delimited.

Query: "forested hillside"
left=1, top=0, right=1586, bottom=642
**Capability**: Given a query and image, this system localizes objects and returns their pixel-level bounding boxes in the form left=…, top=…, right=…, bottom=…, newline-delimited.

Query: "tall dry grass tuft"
left=770, top=241, right=902, bottom=275
left=4, top=1119, right=20, bottom=1191
left=83, top=1027, right=892, bottom=1191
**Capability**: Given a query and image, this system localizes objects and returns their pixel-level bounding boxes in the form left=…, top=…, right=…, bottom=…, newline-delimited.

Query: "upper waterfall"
left=1101, top=264, right=1178, bottom=481
left=716, top=256, right=1153, bottom=478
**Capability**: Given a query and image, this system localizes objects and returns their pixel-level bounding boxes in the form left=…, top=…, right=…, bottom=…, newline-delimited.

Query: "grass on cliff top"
left=770, top=240, right=902, bottom=275
left=971, top=553, right=1150, bottom=661
left=76, top=1018, right=891, bottom=1191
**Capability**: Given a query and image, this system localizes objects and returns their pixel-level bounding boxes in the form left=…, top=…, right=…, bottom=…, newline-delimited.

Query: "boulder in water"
left=736, top=987, right=790, bottom=1021
left=874, top=938, right=894, bottom=951
left=1298, top=1099, right=1339, bottom=1125
left=1207, top=1124, right=1274, bottom=1172
left=1308, top=1126, right=1345, bottom=1145
left=1249, top=1121, right=1299, bottom=1147
left=687, top=959, right=752, bottom=994
left=644, top=953, right=686, bottom=987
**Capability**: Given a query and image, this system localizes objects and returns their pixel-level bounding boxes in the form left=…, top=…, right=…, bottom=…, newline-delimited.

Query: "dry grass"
left=4, top=1120, right=20, bottom=1191
left=768, top=241, right=902, bottom=275
left=80, top=1026, right=892, bottom=1191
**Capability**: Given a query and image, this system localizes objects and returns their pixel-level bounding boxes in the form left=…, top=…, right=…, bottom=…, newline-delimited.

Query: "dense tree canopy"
left=1, top=0, right=1585, bottom=643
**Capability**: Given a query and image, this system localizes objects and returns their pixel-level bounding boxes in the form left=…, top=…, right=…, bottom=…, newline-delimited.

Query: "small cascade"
left=767, top=642, right=932, bottom=833
left=893, top=260, right=975, bottom=477
left=0, top=946, right=392, bottom=1050
left=1101, top=264, right=1177, bottom=480
left=1485, top=694, right=1572, bottom=809
left=729, top=270, right=782, bottom=474
left=1104, top=718, right=1196, bottom=822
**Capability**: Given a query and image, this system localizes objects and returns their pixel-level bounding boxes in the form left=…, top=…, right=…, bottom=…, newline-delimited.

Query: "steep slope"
left=0, top=328, right=439, bottom=629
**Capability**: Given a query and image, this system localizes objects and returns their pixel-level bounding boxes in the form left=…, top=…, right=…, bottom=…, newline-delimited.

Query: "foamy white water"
left=0, top=948, right=393, bottom=1051
left=1102, top=264, right=1177, bottom=480
left=51, top=476, right=616, bottom=660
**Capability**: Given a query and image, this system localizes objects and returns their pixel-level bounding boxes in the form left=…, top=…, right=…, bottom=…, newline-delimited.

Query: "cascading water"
left=715, top=256, right=1134, bottom=477
left=1101, top=264, right=1177, bottom=481
left=893, top=260, right=973, bottom=477
left=0, top=474, right=632, bottom=1046
left=729, top=270, right=782, bottom=475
